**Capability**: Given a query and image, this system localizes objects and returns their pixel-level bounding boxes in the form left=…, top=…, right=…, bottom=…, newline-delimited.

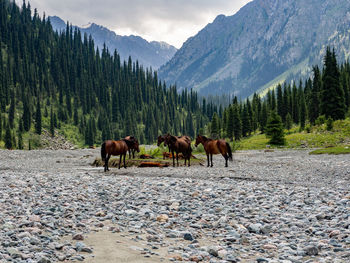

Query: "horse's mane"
left=200, top=135, right=212, bottom=141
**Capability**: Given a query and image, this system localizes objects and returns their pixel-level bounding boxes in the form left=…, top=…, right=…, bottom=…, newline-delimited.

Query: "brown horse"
left=124, top=136, right=140, bottom=159
left=101, top=139, right=136, bottom=171
left=164, top=134, right=192, bottom=167
left=195, top=135, right=232, bottom=167
left=158, top=134, right=191, bottom=159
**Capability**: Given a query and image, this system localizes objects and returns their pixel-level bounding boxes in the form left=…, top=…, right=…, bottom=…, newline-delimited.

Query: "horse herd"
left=101, top=134, right=233, bottom=172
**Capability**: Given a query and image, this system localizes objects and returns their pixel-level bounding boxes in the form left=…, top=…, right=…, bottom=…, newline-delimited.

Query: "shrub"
left=326, top=117, right=334, bottom=131
left=315, top=115, right=326, bottom=126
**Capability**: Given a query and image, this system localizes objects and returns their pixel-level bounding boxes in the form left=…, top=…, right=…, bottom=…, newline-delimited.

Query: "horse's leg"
left=104, top=154, right=108, bottom=172
left=188, top=153, right=191, bottom=167
left=118, top=155, right=122, bottom=169
left=124, top=153, right=127, bottom=169
left=128, top=149, right=131, bottom=159
left=176, top=151, right=179, bottom=167
left=132, top=149, right=135, bottom=159
left=210, top=154, right=213, bottom=167
left=172, top=150, right=175, bottom=167
left=224, top=154, right=228, bottom=167
left=207, top=154, right=210, bottom=167
left=107, top=155, right=111, bottom=171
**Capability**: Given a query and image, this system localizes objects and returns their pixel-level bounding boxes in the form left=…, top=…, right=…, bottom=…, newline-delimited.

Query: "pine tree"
left=259, top=102, right=268, bottom=133
left=5, top=124, right=12, bottom=149
left=17, top=130, right=23, bottom=149
left=320, top=47, right=346, bottom=120
left=226, top=106, right=234, bottom=139
left=309, top=66, right=321, bottom=124
left=8, top=90, right=15, bottom=128
left=241, top=105, right=251, bottom=137
left=285, top=113, right=293, bottom=130
left=265, top=111, right=285, bottom=145
left=299, top=86, right=307, bottom=130
left=22, top=97, right=31, bottom=132
left=35, top=99, right=42, bottom=135
left=232, top=104, right=242, bottom=141
left=50, top=107, right=55, bottom=137
left=276, top=84, right=285, bottom=121
left=211, top=112, right=219, bottom=139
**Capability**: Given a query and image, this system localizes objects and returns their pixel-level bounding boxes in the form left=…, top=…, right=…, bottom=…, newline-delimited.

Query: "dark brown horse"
left=195, top=135, right=232, bottom=167
left=164, top=134, right=192, bottom=167
left=101, top=139, right=136, bottom=171
left=124, top=136, right=140, bottom=159
left=158, top=134, right=191, bottom=159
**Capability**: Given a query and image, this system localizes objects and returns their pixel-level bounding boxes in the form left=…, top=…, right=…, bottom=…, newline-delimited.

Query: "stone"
left=303, top=245, right=318, bottom=256
left=156, top=214, right=169, bottom=222
left=73, top=234, right=84, bottom=240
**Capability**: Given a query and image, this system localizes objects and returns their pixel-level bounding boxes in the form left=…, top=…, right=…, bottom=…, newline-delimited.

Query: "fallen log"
left=139, top=154, right=155, bottom=159
left=138, top=162, right=169, bottom=168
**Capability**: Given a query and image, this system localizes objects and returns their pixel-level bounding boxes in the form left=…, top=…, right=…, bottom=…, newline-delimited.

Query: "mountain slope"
left=158, top=0, right=350, bottom=98
left=49, top=16, right=177, bottom=69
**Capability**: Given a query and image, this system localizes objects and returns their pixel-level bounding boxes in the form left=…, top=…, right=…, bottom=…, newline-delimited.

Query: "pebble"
left=0, top=149, right=349, bottom=262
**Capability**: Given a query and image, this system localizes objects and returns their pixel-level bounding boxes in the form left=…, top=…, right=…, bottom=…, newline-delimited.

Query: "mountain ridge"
left=159, top=0, right=350, bottom=98
left=49, top=16, right=177, bottom=69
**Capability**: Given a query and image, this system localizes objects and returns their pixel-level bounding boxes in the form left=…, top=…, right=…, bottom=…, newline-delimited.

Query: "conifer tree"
left=232, top=105, right=242, bottom=141
left=309, top=66, right=321, bottom=124
left=50, top=107, right=55, bottom=137
left=211, top=112, right=219, bottom=139
left=265, top=111, right=285, bottom=145
left=285, top=113, right=293, bottom=130
left=5, top=124, right=12, bottom=149
left=320, top=47, right=346, bottom=120
left=17, top=130, right=23, bottom=149
left=22, top=97, right=31, bottom=132
left=241, top=105, right=251, bottom=137
left=35, top=99, right=42, bottom=135
left=259, top=102, right=268, bottom=133
left=8, top=90, right=15, bottom=128
left=299, top=86, right=307, bottom=130
left=226, top=106, right=234, bottom=139
left=277, top=84, right=284, bottom=121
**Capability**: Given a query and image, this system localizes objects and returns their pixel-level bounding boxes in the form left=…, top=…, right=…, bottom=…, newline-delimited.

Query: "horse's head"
left=157, top=135, right=164, bottom=146
left=134, top=139, right=140, bottom=153
left=195, top=135, right=202, bottom=147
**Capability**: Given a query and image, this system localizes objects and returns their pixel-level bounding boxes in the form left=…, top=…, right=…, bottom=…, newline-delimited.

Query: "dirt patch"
left=65, top=231, right=169, bottom=263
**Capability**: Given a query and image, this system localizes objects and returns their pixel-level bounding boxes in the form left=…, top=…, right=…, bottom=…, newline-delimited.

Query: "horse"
left=195, top=135, right=233, bottom=167
left=164, top=134, right=192, bottom=167
left=157, top=134, right=191, bottom=159
left=101, top=138, right=136, bottom=171
left=124, top=136, right=140, bottom=159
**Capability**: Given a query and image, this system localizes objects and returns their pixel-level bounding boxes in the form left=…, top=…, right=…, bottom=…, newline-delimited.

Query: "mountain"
left=158, top=0, right=350, bottom=98
left=49, top=16, right=177, bottom=69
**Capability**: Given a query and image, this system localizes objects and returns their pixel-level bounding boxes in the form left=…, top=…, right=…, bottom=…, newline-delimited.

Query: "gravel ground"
left=0, top=149, right=349, bottom=263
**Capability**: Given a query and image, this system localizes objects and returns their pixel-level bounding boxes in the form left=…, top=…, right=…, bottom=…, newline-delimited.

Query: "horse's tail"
left=101, top=142, right=106, bottom=161
left=226, top=142, right=233, bottom=161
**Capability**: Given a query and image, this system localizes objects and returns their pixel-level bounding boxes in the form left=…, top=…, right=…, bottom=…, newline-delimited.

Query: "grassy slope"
left=238, top=118, right=350, bottom=150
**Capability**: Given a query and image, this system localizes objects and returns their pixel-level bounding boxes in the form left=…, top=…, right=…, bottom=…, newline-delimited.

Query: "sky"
left=23, top=0, right=252, bottom=49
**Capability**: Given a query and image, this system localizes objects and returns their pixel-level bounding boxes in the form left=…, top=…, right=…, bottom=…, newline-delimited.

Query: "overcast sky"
left=24, top=0, right=252, bottom=48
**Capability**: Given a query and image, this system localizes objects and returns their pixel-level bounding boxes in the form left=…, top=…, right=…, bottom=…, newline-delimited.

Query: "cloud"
left=25, top=0, right=252, bottom=48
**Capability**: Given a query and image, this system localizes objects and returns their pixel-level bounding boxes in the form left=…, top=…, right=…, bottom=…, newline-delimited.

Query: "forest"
left=0, top=1, right=216, bottom=148
left=0, top=0, right=349, bottom=149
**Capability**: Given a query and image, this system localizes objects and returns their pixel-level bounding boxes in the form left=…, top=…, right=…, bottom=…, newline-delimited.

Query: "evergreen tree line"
left=210, top=47, right=349, bottom=142
left=0, top=0, right=215, bottom=148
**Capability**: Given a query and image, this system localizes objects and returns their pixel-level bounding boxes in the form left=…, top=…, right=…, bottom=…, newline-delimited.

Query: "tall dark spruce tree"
left=320, top=47, right=346, bottom=120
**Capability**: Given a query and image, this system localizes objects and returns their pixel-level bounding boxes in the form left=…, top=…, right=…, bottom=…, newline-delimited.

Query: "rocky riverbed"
left=0, top=149, right=349, bottom=263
